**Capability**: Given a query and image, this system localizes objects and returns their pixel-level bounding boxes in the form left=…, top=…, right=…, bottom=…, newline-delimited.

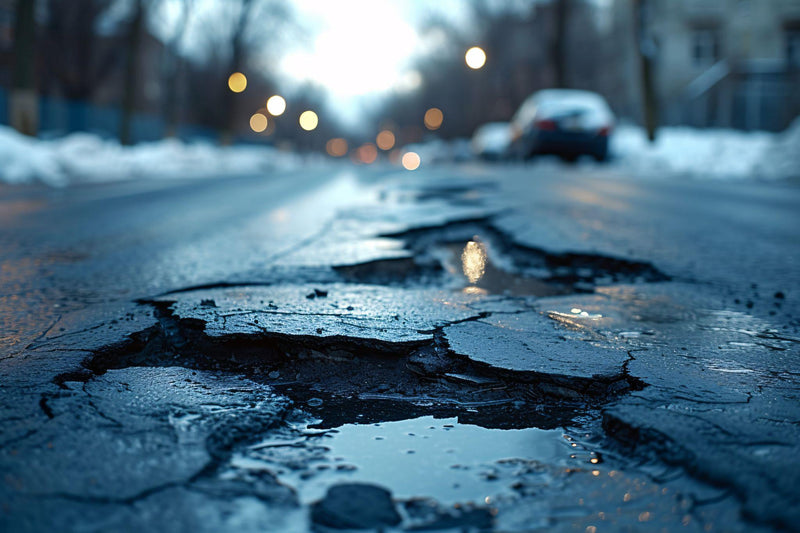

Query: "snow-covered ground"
left=0, top=126, right=302, bottom=187
left=1, top=119, right=798, bottom=186
left=610, top=119, right=800, bottom=180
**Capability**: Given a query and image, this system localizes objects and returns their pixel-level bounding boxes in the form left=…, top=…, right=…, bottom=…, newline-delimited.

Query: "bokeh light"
left=299, top=110, right=319, bottom=131
left=227, top=72, right=247, bottom=93
left=424, top=108, right=443, bottom=130
left=465, top=46, right=487, bottom=69
left=266, top=95, right=286, bottom=116
left=326, top=138, right=348, bottom=157
left=357, top=143, right=378, bottom=164
left=249, top=112, right=268, bottom=133
left=401, top=151, right=421, bottom=170
left=376, top=130, right=396, bottom=151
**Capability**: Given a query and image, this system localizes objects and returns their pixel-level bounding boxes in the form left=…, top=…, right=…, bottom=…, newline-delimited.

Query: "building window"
left=787, top=29, right=800, bottom=67
left=691, top=29, right=720, bottom=66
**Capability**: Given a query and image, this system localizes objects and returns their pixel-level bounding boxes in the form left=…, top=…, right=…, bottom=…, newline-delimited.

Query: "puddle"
left=444, top=240, right=571, bottom=297
left=236, top=416, right=573, bottom=506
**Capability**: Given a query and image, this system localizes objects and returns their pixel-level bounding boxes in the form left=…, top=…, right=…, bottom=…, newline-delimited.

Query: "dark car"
left=510, top=89, right=614, bottom=161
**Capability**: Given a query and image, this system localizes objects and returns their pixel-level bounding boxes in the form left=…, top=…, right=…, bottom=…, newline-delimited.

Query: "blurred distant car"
left=471, top=122, right=511, bottom=160
left=510, top=89, right=614, bottom=161
left=403, top=140, right=449, bottom=165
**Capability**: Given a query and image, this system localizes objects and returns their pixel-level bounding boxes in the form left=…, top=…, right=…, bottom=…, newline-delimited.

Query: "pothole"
left=334, top=217, right=668, bottom=294
left=40, top=213, right=686, bottom=529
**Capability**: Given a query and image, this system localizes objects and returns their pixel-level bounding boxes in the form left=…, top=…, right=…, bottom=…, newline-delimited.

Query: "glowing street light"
left=228, top=72, right=247, bottom=93
left=326, top=138, right=348, bottom=157
left=249, top=112, right=268, bottom=133
left=376, top=130, right=395, bottom=151
left=424, top=107, right=443, bottom=130
left=266, top=95, right=286, bottom=116
left=465, top=46, right=487, bottom=69
left=357, top=143, right=378, bottom=164
left=299, top=110, right=319, bottom=131
left=401, top=151, right=421, bottom=170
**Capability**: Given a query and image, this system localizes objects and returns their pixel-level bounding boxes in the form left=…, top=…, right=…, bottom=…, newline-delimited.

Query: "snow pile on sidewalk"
left=754, top=116, right=800, bottom=180
left=610, top=119, right=800, bottom=180
left=0, top=125, right=302, bottom=187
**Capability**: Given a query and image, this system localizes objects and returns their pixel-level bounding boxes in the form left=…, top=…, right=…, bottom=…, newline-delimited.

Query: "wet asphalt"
left=1, top=161, right=798, bottom=532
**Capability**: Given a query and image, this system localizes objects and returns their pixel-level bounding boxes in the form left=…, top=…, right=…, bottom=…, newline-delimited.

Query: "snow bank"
left=2, top=120, right=798, bottom=186
left=0, top=125, right=302, bottom=187
left=754, top=116, right=800, bottom=181
left=610, top=121, right=799, bottom=180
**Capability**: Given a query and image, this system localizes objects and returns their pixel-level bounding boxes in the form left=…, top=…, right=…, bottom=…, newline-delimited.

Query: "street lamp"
left=424, top=108, right=443, bottom=130
left=465, top=47, right=486, bottom=69
left=249, top=112, right=268, bottom=133
left=299, top=110, right=318, bottom=131
left=266, top=95, right=286, bottom=116
left=227, top=72, right=247, bottom=93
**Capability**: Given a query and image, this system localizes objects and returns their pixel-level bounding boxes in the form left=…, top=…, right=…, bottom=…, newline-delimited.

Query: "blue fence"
left=0, top=87, right=218, bottom=143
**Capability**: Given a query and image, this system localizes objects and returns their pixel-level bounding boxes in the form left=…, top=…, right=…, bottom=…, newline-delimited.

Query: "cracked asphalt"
left=1, top=163, right=799, bottom=532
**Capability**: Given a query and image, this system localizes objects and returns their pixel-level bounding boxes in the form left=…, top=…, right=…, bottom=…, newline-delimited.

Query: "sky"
left=276, top=0, right=471, bottom=126
left=152, top=0, right=561, bottom=127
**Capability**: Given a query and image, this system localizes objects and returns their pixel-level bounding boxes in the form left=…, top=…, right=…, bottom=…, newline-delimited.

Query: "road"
left=1, top=162, right=799, bottom=532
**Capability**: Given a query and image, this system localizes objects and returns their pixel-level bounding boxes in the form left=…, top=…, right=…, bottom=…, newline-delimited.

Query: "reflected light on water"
left=376, top=130, right=396, bottom=151
left=227, top=72, right=247, bottom=93
left=299, top=110, right=319, bottom=131
left=566, top=308, right=603, bottom=319
left=462, top=286, right=488, bottom=295
left=401, top=151, right=420, bottom=170
left=326, top=138, right=348, bottom=157
left=249, top=113, right=268, bottom=133
left=424, top=107, right=443, bottom=130
left=266, top=95, right=286, bottom=116
left=461, top=240, right=487, bottom=284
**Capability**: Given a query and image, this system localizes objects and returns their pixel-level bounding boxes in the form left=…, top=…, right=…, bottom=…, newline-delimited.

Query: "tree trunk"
left=220, top=0, right=253, bottom=144
left=163, top=0, right=192, bottom=138
left=120, top=0, right=144, bottom=145
left=10, top=0, right=38, bottom=136
left=634, top=0, right=658, bottom=142
left=552, top=0, right=569, bottom=88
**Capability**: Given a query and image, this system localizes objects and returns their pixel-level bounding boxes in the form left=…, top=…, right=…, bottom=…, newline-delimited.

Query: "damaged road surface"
left=1, top=165, right=799, bottom=532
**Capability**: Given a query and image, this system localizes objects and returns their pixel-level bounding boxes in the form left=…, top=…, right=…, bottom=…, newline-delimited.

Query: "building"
left=646, top=0, right=800, bottom=131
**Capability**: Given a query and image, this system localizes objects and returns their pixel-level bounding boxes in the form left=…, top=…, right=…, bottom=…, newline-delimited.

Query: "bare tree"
left=633, top=0, right=658, bottom=141
left=119, top=0, right=146, bottom=145
left=190, top=0, right=295, bottom=143
left=162, top=0, right=193, bottom=137
left=10, top=0, right=38, bottom=136
left=40, top=0, right=119, bottom=132
left=551, top=0, right=570, bottom=88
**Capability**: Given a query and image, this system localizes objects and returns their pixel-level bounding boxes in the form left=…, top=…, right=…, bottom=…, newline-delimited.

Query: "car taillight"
left=598, top=126, right=612, bottom=136
left=535, top=119, right=557, bottom=131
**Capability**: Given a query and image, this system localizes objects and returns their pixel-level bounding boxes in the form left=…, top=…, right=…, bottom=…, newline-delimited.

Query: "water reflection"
left=453, top=239, right=570, bottom=297
left=461, top=240, right=487, bottom=284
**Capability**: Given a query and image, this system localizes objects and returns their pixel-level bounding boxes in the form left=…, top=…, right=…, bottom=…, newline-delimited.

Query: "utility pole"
left=10, top=0, right=38, bottom=136
left=634, top=0, right=658, bottom=142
